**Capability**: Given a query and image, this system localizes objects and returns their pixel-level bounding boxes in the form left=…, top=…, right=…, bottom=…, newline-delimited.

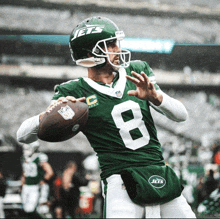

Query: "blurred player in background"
left=21, top=141, right=54, bottom=218
left=17, top=17, right=196, bottom=218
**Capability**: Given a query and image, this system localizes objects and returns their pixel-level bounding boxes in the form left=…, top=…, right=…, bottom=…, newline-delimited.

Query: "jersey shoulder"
left=126, top=60, right=154, bottom=77
left=53, top=78, right=84, bottom=100
left=37, top=153, right=48, bottom=163
left=126, top=60, right=160, bottom=90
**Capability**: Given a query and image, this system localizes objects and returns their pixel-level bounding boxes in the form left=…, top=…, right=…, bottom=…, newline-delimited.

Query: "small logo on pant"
left=148, top=175, right=166, bottom=189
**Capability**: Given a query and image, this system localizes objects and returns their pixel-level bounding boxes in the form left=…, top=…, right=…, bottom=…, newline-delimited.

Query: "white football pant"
left=37, top=183, right=50, bottom=214
left=21, top=184, right=40, bottom=213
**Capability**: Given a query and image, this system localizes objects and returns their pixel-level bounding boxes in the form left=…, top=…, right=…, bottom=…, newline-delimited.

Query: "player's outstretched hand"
left=126, top=71, right=162, bottom=106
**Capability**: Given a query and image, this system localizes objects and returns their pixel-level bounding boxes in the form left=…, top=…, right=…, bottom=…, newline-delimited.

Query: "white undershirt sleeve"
left=16, top=115, right=40, bottom=144
left=150, top=90, right=188, bottom=122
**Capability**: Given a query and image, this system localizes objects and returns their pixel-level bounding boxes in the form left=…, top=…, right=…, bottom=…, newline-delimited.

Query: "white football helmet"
left=23, top=141, right=40, bottom=158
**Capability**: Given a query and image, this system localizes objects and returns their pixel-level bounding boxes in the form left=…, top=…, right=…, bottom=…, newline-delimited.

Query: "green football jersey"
left=22, top=153, right=47, bottom=185
left=53, top=61, right=165, bottom=179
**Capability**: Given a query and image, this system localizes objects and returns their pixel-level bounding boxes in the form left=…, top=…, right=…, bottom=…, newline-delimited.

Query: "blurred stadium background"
left=1, top=0, right=220, bottom=218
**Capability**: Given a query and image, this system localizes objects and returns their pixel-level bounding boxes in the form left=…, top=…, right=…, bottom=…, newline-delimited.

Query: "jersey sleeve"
left=53, top=80, right=76, bottom=100
left=39, top=153, right=48, bottom=163
left=129, top=60, right=160, bottom=91
left=52, top=79, right=82, bottom=100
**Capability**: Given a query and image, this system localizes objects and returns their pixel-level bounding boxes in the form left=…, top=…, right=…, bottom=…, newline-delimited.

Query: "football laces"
left=46, top=101, right=62, bottom=113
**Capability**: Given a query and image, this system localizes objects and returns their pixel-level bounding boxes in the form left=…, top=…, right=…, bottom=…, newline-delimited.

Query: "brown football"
left=38, top=101, right=89, bottom=142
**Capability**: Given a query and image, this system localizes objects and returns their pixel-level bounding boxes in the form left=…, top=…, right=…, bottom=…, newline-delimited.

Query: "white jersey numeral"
left=111, top=100, right=150, bottom=150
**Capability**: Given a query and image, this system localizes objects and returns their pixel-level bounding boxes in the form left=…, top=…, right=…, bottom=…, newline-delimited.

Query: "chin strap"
left=76, top=57, right=106, bottom=67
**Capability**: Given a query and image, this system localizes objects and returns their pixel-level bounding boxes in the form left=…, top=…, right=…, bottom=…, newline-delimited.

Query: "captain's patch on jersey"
left=148, top=175, right=166, bottom=189
left=58, top=105, right=75, bottom=120
left=86, top=95, right=99, bottom=108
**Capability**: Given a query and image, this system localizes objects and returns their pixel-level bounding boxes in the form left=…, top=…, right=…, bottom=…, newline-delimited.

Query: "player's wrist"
left=149, top=93, right=163, bottom=106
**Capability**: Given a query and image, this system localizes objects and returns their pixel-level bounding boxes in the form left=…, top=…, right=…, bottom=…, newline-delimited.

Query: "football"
left=38, top=100, right=89, bottom=142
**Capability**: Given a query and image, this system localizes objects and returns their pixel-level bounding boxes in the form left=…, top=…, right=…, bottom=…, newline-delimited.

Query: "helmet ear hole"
left=87, top=52, right=93, bottom=57
left=94, top=47, right=102, bottom=55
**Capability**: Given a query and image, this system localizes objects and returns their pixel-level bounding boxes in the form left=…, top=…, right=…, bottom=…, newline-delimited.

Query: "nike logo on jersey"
left=115, top=90, right=122, bottom=98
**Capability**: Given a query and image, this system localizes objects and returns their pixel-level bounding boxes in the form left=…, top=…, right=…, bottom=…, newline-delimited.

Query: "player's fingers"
left=58, top=97, right=65, bottom=101
left=141, top=72, right=149, bottom=83
left=66, top=96, right=86, bottom=102
left=126, top=75, right=139, bottom=85
left=141, top=72, right=153, bottom=89
left=131, top=71, right=145, bottom=82
left=149, top=82, right=155, bottom=90
left=141, top=72, right=151, bottom=86
left=66, top=96, right=76, bottom=102
left=58, top=97, right=68, bottom=103
left=77, top=97, right=86, bottom=102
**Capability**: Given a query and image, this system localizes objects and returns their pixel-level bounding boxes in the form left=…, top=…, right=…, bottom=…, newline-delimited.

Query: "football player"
left=21, top=141, right=54, bottom=218
left=17, top=17, right=196, bottom=218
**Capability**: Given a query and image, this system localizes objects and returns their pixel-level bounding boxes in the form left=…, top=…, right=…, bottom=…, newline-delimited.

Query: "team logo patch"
left=71, top=25, right=104, bottom=40
left=86, top=95, right=99, bottom=108
left=148, top=175, right=166, bottom=189
left=58, top=105, right=75, bottom=120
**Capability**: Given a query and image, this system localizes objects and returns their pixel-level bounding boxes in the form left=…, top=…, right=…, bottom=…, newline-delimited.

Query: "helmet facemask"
left=91, top=31, right=131, bottom=69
